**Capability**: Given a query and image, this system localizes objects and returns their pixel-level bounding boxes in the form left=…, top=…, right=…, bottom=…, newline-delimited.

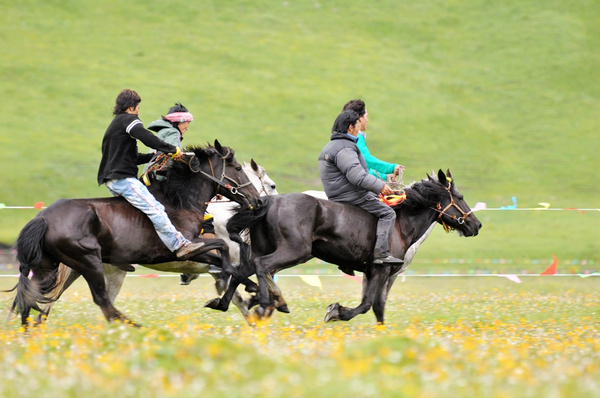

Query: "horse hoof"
left=254, top=306, right=275, bottom=319
left=255, top=306, right=266, bottom=318
left=244, top=315, right=257, bottom=327
left=324, top=303, right=341, bottom=323
left=214, top=278, right=228, bottom=294
left=204, top=298, right=222, bottom=311
left=276, top=304, right=290, bottom=314
left=245, top=284, right=258, bottom=293
left=126, top=320, right=142, bottom=328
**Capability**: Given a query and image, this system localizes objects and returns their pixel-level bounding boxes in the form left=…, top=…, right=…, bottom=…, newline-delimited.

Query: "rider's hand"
left=171, top=147, right=184, bottom=160
left=380, top=184, right=395, bottom=196
left=394, top=165, right=405, bottom=176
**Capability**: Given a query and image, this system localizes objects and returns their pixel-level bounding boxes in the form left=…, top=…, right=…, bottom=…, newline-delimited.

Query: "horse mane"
left=400, top=174, right=447, bottom=211
left=147, top=143, right=235, bottom=210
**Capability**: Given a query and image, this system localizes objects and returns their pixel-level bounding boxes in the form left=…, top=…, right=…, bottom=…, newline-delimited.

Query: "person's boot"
left=373, top=254, right=404, bottom=265
left=175, top=241, right=205, bottom=259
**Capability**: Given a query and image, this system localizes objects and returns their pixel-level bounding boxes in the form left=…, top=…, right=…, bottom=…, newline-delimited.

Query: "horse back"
left=253, top=193, right=378, bottom=268
left=36, top=197, right=168, bottom=262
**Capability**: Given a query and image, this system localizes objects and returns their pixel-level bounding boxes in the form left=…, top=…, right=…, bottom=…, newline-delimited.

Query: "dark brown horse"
left=9, top=141, right=259, bottom=327
left=207, top=169, right=481, bottom=324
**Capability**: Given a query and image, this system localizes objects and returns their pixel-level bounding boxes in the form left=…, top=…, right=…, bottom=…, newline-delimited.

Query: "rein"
left=196, top=149, right=253, bottom=210
left=431, top=180, right=473, bottom=233
left=200, top=157, right=252, bottom=196
left=255, top=171, right=271, bottom=196
left=141, top=150, right=252, bottom=206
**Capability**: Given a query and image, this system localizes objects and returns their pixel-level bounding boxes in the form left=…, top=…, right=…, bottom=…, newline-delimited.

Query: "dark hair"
left=113, top=89, right=141, bottom=115
left=167, top=102, right=189, bottom=115
left=332, top=110, right=360, bottom=134
left=342, top=99, right=366, bottom=117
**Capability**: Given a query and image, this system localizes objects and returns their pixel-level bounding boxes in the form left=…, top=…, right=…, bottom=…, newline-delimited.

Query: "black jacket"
left=97, top=113, right=178, bottom=185
left=318, top=132, right=385, bottom=204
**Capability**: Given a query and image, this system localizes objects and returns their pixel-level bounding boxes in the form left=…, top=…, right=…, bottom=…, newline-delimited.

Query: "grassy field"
left=0, top=2, right=598, bottom=264
left=1, top=276, right=599, bottom=397
left=1, top=3, right=599, bottom=397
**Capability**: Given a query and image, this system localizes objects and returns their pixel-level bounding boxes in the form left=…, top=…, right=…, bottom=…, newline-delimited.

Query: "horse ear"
left=214, top=139, right=223, bottom=153
left=446, top=169, right=453, bottom=181
left=438, top=169, right=448, bottom=186
left=251, top=158, right=258, bottom=171
left=428, top=169, right=437, bottom=182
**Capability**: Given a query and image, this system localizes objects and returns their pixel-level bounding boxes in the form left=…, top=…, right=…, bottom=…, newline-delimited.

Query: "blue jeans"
left=105, top=178, right=188, bottom=252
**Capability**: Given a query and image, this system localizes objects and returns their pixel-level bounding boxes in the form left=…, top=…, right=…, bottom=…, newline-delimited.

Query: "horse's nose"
left=271, top=184, right=277, bottom=190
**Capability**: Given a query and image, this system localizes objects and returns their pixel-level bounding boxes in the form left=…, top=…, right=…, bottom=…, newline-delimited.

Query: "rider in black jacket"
left=97, top=89, right=205, bottom=259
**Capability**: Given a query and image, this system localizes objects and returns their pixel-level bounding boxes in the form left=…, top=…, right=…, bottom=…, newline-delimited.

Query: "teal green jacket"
left=356, top=132, right=397, bottom=180
left=142, top=119, right=182, bottom=180
left=147, top=119, right=182, bottom=148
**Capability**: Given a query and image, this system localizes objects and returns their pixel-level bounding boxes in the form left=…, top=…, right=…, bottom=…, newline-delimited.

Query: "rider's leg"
left=356, top=196, right=403, bottom=265
left=105, top=178, right=204, bottom=258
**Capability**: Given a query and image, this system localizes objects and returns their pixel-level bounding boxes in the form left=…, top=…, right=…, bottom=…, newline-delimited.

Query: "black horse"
left=8, top=140, right=259, bottom=327
left=206, top=169, right=481, bottom=324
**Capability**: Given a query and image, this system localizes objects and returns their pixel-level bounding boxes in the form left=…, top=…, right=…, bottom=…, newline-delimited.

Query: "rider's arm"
left=356, top=134, right=398, bottom=179
left=127, top=120, right=179, bottom=156
left=335, top=148, right=386, bottom=194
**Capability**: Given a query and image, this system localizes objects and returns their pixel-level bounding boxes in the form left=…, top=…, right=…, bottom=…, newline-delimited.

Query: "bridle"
left=254, top=169, right=272, bottom=196
left=431, top=179, right=473, bottom=233
left=182, top=151, right=253, bottom=208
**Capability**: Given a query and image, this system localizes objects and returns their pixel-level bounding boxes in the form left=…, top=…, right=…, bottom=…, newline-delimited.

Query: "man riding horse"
left=318, top=109, right=403, bottom=265
left=97, top=89, right=206, bottom=259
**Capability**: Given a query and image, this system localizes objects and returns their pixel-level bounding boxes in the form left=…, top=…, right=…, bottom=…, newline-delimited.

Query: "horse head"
left=243, top=159, right=278, bottom=196
left=197, top=140, right=260, bottom=208
left=427, top=169, right=482, bottom=237
left=158, top=140, right=259, bottom=210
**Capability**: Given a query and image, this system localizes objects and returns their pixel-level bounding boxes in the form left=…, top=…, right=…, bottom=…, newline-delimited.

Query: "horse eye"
left=236, top=166, right=242, bottom=171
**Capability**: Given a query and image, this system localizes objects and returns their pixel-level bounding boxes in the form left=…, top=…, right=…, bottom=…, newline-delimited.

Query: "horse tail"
left=227, top=197, right=271, bottom=268
left=10, top=217, right=51, bottom=325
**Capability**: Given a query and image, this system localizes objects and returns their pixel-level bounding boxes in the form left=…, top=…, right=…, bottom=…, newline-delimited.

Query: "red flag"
left=343, top=274, right=362, bottom=283
left=540, top=255, right=558, bottom=275
left=139, top=273, right=160, bottom=278
left=33, top=202, right=44, bottom=209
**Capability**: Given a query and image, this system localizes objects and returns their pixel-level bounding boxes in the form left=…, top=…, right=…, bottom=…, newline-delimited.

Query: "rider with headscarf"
left=144, top=103, right=217, bottom=285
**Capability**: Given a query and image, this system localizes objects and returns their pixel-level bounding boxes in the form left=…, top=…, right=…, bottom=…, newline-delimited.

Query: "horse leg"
left=237, top=275, right=286, bottom=312
left=204, top=271, right=246, bottom=312
left=372, top=273, right=398, bottom=324
left=266, top=274, right=289, bottom=313
left=36, top=263, right=127, bottom=325
left=191, top=240, right=258, bottom=293
left=203, top=253, right=261, bottom=313
left=62, top=253, right=139, bottom=327
left=34, top=263, right=81, bottom=324
left=210, top=272, right=253, bottom=322
left=252, top=246, right=312, bottom=319
left=102, top=264, right=127, bottom=304
left=325, top=265, right=392, bottom=323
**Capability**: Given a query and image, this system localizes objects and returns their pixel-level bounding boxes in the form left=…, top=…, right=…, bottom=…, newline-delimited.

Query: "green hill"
left=1, top=0, right=598, bottom=270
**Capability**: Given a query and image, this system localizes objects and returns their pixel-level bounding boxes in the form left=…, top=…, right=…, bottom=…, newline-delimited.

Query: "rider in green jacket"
left=343, top=99, right=405, bottom=185
left=144, top=103, right=218, bottom=285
